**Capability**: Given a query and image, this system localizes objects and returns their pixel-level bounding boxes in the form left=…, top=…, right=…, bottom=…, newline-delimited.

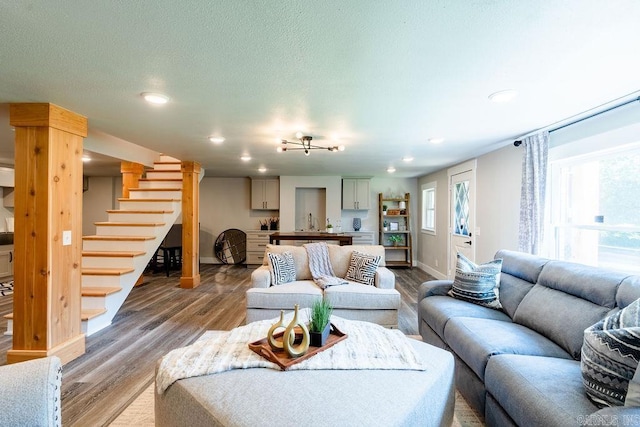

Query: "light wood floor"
left=0, top=264, right=433, bottom=426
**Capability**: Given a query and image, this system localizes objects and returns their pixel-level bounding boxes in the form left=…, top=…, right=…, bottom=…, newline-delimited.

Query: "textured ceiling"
left=1, top=1, right=639, bottom=177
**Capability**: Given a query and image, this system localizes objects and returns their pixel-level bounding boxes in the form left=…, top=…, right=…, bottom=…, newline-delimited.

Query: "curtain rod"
left=513, top=94, right=640, bottom=147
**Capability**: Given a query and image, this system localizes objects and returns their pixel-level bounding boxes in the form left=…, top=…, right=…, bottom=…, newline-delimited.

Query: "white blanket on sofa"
left=156, top=314, right=425, bottom=394
left=304, top=242, right=348, bottom=288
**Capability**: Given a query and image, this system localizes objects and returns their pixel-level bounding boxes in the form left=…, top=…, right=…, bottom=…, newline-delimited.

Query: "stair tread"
left=82, top=308, right=107, bottom=320
left=94, top=222, right=165, bottom=227
left=82, top=267, right=135, bottom=276
left=106, top=210, right=174, bottom=214
left=117, top=198, right=181, bottom=202
left=82, top=250, right=146, bottom=257
left=83, top=235, right=156, bottom=241
left=139, top=178, right=182, bottom=182
left=4, top=313, right=12, bottom=319
left=154, top=161, right=181, bottom=165
left=82, top=286, right=122, bottom=296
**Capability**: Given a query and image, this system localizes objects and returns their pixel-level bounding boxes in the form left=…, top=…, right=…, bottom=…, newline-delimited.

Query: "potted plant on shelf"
left=309, top=300, right=333, bottom=347
left=382, top=204, right=388, bottom=215
left=269, top=217, right=279, bottom=230
left=389, top=234, right=403, bottom=247
left=326, top=218, right=333, bottom=233
left=259, top=219, right=268, bottom=230
left=383, top=220, right=389, bottom=231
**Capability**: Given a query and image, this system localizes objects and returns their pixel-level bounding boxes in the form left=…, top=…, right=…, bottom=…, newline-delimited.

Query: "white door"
left=449, top=167, right=476, bottom=277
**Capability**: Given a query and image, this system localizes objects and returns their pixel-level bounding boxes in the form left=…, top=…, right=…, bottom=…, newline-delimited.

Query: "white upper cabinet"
left=342, top=178, right=370, bottom=210
left=251, top=178, right=280, bottom=210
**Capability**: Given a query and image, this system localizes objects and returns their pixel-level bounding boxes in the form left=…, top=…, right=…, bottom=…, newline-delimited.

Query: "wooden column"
left=8, top=103, right=87, bottom=364
left=121, top=161, right=144, bottom=198
left=180, top=161, right=201, bottom=289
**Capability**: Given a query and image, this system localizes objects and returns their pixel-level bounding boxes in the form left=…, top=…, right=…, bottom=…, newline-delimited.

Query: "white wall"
left=417, top=145, right=522, bottom=278
left=82, top=176, right=122, bottom=236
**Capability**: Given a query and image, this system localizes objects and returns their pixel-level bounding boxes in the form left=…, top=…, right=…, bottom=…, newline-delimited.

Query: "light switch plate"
left=63, top=230, right=72, bottom=246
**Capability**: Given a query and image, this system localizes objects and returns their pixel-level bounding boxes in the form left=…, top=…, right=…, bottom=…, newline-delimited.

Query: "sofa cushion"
left=486, top=354, right=598, bottom=427
left=449, top=253, right=503, bottom=309
left=617, top=276, right=640, bottom=309
left=267, top=251, right=296, bottom=285
left=581, top=298, right=640, bottom=407
left=328, top=245, right=386, bottom=277
left=443, top=317, right=571, bottom=381
left=513, top=284, right=611, bottom=360
left=324, top=283, right=400, bottom=310
left=345, top=251, right=381, bottom=285
left=246, top=281, right=322, bottom=309
left=418, top=296, right=511, bottom=340
left=263, top=245, right=312, bottom=280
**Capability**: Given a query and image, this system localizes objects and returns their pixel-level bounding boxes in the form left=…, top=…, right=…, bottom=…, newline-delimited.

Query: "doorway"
left=448, top=160, right=477, bottom=277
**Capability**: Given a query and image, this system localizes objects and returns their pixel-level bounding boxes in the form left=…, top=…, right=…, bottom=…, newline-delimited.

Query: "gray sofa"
left=418, top=249, right=640, bottom=426
left=247, top=244, right=400, bottom=327
left=0, top=356, right=62, bottom=426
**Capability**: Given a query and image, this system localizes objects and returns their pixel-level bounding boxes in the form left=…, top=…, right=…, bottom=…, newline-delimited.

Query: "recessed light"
left=240, top=155, right=252, bottom=161
left=387, top=167, right=396, bottom=173
left=258, top=167, right=267, bottom=173
left=209, top=136, right=225, bottom=144
left=429, top=137, right=444, bottom=144
left=488, top=89, right=517, bottom=103
left=402, top=156, right=414, bottom=162
left=141, top=92, right=170, bottom=105
left=82, top=155, right=91, bottom=162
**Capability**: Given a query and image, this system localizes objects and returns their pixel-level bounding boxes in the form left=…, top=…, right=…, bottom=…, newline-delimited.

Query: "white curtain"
left=518, top=131, right=549, bottom=254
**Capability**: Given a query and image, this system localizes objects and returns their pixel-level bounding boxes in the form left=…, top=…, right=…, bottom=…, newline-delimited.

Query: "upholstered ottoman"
left=155, top=335, right=455, bottom=427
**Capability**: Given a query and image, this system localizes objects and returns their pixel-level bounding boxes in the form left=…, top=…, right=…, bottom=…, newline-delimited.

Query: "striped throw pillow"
left=448, top=252, right=503, bottom=309
left=345, top=251, right=381, bottom=286
left=581, top=298, right=640, bottom=407
left=267, top=251, right=296, bottom=285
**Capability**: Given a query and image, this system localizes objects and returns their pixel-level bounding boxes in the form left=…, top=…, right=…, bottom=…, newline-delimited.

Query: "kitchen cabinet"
left=246, top=230, right=271, bottom=264
left=342, top=178, right=370, bottom=210
left=0, top=245, right=13, bottom=279
left=251, top=179, right=279, bottom=210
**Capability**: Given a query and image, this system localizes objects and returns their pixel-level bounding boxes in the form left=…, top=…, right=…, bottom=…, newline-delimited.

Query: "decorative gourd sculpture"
left=283, top=304, right=310, bottom=358
left=267, top=310, right=293, bottom=350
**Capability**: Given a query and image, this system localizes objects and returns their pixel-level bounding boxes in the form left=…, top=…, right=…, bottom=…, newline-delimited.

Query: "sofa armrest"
left=251, top=266, right=272, bottom=288
left=0, top=356, right=62, bottom=427
left=418, top=280, right=454, bottom=302
left=375, top=267, right=396, bottom=289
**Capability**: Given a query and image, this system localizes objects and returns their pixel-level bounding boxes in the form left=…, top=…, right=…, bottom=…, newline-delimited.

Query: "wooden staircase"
left=4, top=155, right=184, bottom=337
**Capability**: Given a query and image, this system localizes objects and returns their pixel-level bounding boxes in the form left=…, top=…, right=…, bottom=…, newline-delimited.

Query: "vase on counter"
left=353, top=218, right=361, bottom=231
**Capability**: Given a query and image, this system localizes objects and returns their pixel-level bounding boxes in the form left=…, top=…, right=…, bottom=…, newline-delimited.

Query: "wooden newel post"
left=121, top=161, right=145, bottom=199
left=180, top=161, right=201, bottom=289
left=7, top=103, right=87, bottom=364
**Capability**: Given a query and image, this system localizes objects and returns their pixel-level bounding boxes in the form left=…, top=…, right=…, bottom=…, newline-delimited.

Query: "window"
left=548, top=143, right=640, bottom=274
left=421, top=182, right=436, bottom=233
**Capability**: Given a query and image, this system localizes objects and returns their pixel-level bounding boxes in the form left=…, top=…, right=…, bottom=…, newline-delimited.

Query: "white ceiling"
left=1, top=1, right=639, bottom=177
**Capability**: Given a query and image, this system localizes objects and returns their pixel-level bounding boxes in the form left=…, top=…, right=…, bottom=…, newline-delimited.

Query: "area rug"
left=0, top=281, right=13, bottom=297
left=110, top=384, right=484, bottom=427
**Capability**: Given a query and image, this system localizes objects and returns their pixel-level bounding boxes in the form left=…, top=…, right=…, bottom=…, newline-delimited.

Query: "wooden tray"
left=248, top=323, right=347, bottom=370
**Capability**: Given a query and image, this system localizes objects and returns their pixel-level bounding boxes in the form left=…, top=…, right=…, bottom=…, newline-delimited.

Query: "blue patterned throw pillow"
left=345, top=251, right=381, bottom=286
left=581, top=298, right=640, bottom=407
left=267, top=251, right=296, bottom=285
left=448, top=252, right=503, bottom=309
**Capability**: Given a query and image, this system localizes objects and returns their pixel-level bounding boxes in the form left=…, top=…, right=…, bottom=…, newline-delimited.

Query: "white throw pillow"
left=345, top=251, right=381, bottom=286
left=267, top=251, right=296, bottom=285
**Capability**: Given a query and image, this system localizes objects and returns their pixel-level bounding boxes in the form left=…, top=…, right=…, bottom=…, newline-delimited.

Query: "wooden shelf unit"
left=378, top=193, right=413, bottom=268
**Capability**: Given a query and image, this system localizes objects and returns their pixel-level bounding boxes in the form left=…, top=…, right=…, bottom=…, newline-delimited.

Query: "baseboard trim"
left=416, top=261, right=447, bottom=280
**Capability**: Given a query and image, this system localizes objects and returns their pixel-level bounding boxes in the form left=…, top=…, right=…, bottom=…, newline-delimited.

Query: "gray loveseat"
left=418, top=249, right=640, bottom=426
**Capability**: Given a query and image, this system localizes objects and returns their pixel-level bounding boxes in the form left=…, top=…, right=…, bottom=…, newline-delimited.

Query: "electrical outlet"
left=435, top=259, right=439, bottom=267
left=63, top=230, right=72, bottom=246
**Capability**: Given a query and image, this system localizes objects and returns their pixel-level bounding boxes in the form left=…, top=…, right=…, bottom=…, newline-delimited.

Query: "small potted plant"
left=326, top=218, right=333, bottom=233
left=382, top=204, right=388, bottom=215
left=389, top=234, right=403, bottom=247
left=309, top=300, right=333, bottom=347
left=383, top=220, right=389, bottom=231
left=259, top=219, right=268, bottom=230
left=269, top=217, right=279, bottom=230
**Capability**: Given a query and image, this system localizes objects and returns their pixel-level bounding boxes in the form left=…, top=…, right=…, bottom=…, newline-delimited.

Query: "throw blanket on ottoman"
left=304, top=242, right=347, bottom=289
left=156, top=314, right=425, bottom=394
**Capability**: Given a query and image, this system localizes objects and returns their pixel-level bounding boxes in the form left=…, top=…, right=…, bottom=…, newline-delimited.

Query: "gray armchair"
left=0, top=356, right=62, bottom=427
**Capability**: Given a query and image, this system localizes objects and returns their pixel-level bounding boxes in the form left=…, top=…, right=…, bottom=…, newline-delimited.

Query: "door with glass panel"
left=449, top=169, right=475, bottom=277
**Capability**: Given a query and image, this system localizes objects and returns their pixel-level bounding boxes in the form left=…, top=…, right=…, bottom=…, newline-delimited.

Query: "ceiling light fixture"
left=429, top=137, right=444, bottom=144
left=402, top=156, right=414, bottom=162
left=240, top=155, right=252, bottom=161
left=276, top=135, right=345, bottom=156
left=387, top=167, right=396, bottom=173
left=209, top=136, right=225, bottom=144
left=258, top=167, right=267, bottom=173
left=141, top=92, right=170, bottom=105
left=82, top=155, right=91, bottom=162
left=488, top=89, right=517, bottom=103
